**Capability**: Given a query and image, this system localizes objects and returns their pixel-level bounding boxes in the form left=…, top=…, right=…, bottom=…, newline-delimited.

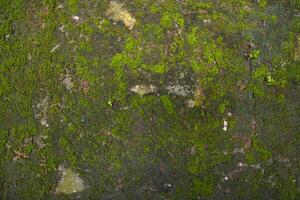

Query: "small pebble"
left=73, top=16, right=80, bottom=22
left=223, top=120, right=228, bottom=131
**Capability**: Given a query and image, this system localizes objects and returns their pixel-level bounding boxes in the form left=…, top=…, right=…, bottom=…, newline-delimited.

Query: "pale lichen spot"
left=55, top=166, right=86, bottom=195
left=35, top=96, right=49, bottom=127
left=60, top=70, right=74, bottom=91
left=130, top=84, right=157, bottom=97
left=187, top=86, right=205, bottom=108
left=166, top=84, right=190, bottom=97
left=106, top=1, right=136, bottom=30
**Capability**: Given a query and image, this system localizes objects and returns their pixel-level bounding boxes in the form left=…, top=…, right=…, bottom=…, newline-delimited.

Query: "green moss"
left=249, top=49, right=260, bottom=60
left=189, top=176, right=214, bottom=198
left=218, top=102, right=226, bottom=114
left=246, top=138, right=272, bottom=164
left=79, top=40, right=94, bottom=52
left=149, top=4, right=160, bottom=14
left=273, top=175, right=298, bottom=200
left=141, top=63, right=167, bottom=74
left=160, top=95, right=174, bottom=113
left=124, top=36, right=138, bottom=52
left=187, top=27, right=198, bottom=46
left=68, top=0, right=79, bottom=13
left=160, top=12, right=185, bottom=29
left=111, top=51, right=141, bottom=71
left=0, top=129, right=9, bottom=178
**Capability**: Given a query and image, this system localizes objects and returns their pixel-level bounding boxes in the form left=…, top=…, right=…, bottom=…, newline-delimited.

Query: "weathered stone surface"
left=55, top=166, right=85, bottom=195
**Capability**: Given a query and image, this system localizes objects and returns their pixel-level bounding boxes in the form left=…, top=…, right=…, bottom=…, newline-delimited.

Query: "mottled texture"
left=0, top=0, right=299, bottom=199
